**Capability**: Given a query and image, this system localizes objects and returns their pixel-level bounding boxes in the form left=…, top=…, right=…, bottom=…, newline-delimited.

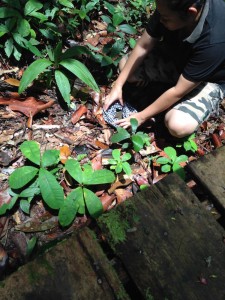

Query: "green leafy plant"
left=5, top=140, right=63, bottom=216
left=0, top=0, right=45, bottom=60
left=111, top=118, right=151, bottom=152
left=156, top=146, right=188, bottom=179
left=18, top=42, right=100, bottom=106
left=62, top=159, right=115, bottom=226
left=3, top=140, right=115, bottom=227
left=176, top=133, right=198, bottom=153
left=108, top=149, right=132, bottom=176
left=86, top=1, right=137, bottom=78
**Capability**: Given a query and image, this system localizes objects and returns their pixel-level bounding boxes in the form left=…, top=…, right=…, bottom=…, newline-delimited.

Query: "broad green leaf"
left=113, top=13, right=124, bottom=26
left=26, top=236, right=37, bottom=257
left=20, top=199, right=30, bottom=214
left=173, top=165, right=186, bottom=180
left=60, top=59, right=100, bottom=92
left=184, top=141, right=191, bottom=151
left=9, top=166, right=38, bottom=189
left=101, top=15, right=111, bottom=24
left=19, top=179, right=40, bottom=197
left=161, top=164, right=171, bottom=173
left=110, top=39, right=125, bottom=58
left=55, top=70, right=71, bottom=106
left=107, top=23, right=116, bottom=33
left=20, top=141, right=41, bottom=165
left=82, top=168, right=115, bottom=185
left=0, top=194, right=18, bottom=215
left=42, top=149, right=60, bottom=168
left=59, top=195, right=79, bottom=227
left=122, top=153, right=131, bottom=162
left=13, top=44, right=22, bottom=61
left=122, top=161, right=132, bottom=175
left=59, top=0, right=74, bottom=8
left=75, top=187, right=85, bottom=214
left=175, top=155, right=188, bottom=164
left=17, top=18, right=30, bottom=37
left=103, top=1, right=115, bottom=14
left=5, top=38, right=14, bottom=57
left=61, top=45, right=91, bottom=60
left=115, top=164, right=123, bottom=174
left=19, top=59, right=53, bottom=94
left=39, top=168, right=64, bottom=209
left=23, top=40, right=41, bottom=56
left=29, top=11, right=47, bottom=22
left=108, top=159, right=117, bottom=165
left=190, top=140, right=198, bottom=151
left=83, top=188, right=103, bottom=218
left=112, top=149, right=121, bottom=161
left=0, top=8, right=20, bottom=18
left=131, top=135, right=144, bottom=152
left=111, top=127, right=130, bottom=143
left=129, top=38, right=136, bottom=49
left=118, top=24, right=137, bottom=35
left=24, top=0, right=43, bottom=15
left=65, top=159, right=83, bottom=183
left=156, top=157, right=170, bottom=165
left=130, top=118, right=138, bottom=134
left=164, top=147, right=177, bottom=163
left=101, top=55, right=114, bottom=67
left=53, top=41, right=62, bottom=64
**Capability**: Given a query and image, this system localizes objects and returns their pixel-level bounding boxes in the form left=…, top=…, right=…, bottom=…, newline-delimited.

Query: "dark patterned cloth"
left=103, top=101, right=137, bottom=128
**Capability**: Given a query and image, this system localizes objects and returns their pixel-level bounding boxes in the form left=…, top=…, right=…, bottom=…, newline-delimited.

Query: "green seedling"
left=108, top=149, right=132, bottom=176
left=6, top=140, right=63, bottom=217
left=63, top=159, right=115, bottom=226
left=18, top=42, right=99, bottom=106
left=4, top=141, right=115, bottom=227
left=156, top=146, right=188, bottom=179
left=111, top=118, right=151, bottom=152
left=176, top=133, right=198, bottom=153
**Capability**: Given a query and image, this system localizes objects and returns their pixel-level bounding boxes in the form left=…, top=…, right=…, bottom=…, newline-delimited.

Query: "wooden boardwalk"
left=1, top=146, right=225, bottom=300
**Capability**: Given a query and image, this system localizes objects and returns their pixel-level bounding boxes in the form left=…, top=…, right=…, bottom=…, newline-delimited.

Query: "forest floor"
left=0, top=28, right=225, bottom=279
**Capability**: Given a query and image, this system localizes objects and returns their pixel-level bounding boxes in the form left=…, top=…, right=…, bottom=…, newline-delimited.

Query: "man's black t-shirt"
left=146, top=0, right=225, bottom=93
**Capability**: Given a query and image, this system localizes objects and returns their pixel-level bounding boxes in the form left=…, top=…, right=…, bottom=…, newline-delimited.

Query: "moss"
left=98, top=200, right=139, bottom=250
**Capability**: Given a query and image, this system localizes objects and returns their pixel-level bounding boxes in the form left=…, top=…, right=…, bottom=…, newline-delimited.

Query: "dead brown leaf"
left=60, top=144, right=71, bottom=164
left=0, top=97, right=54, bottom=128
left=71, top=105, right=87, bottom=124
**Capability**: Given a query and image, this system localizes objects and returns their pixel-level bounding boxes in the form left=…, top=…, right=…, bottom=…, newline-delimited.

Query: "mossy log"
left=188, top=145, right=225, bottom=210
left=0, top=227, right=129, bottom=300
left=98, top=173, right=225, bottom=300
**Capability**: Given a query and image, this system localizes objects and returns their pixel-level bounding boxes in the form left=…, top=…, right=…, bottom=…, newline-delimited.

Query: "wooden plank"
left=0, top=227, right=129, bottom=300
left=98, top=173, right=225, bottom=300
left=188, top=145, right=225, bottom=210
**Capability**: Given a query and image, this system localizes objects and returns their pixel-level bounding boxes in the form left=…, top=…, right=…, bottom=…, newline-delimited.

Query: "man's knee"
left=165, top=109, right=198, bottom=138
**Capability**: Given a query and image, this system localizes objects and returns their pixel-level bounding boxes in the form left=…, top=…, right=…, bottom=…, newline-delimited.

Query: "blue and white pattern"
left=103, top=101, right=137, bottom=128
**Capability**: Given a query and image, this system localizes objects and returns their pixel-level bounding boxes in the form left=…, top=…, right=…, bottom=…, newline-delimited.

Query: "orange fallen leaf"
left=60, top=145, right=71, bottom=164
left=4, top=78, right=20, bottom=87
left=71, top=105, right=87, bottom=124
left=100, top=193, right=116, bottom=211
left=0, top=96, right=54, bottom=128
left=115, top=188, right=133, bottom=204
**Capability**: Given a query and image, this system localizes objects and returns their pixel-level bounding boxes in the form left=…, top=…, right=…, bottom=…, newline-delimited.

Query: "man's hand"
left=103, top=84, right=123, bottom=110
left=115, top=112, right=146, bottom=129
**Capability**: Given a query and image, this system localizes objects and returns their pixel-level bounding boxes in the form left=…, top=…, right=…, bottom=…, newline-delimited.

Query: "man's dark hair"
left=163, top=0, right=205, bottom=18
left=167, top=0, right=205, bottom=11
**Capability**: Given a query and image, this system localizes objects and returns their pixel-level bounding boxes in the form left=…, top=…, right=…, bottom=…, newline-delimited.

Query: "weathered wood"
left=188, top=145, right=225, bottom=210
left=98, top=173, right=225, bottom=300
left=0, top=227, right=129, bottom=300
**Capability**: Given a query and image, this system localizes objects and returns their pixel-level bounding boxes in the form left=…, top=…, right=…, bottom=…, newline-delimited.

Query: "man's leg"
left=165, top=82, right=224, bottom=138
